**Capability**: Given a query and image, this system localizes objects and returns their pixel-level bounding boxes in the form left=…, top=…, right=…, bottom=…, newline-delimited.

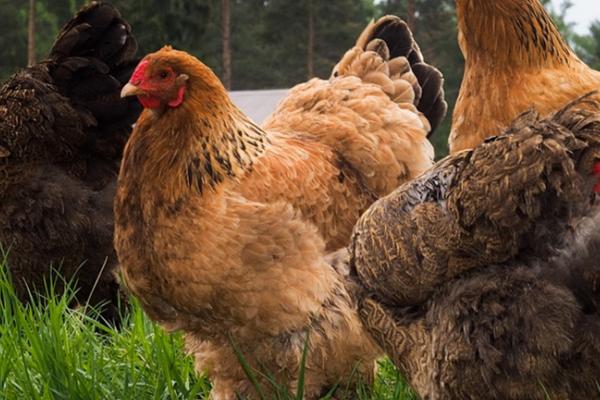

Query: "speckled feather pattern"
left=451, top=0, right=600, bottom=154
left=345, top=98, right=600, bottom=399
left=115, top=16, right=446, bottom=400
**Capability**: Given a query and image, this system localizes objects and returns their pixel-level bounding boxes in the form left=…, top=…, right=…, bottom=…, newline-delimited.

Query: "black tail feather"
left=368, top=16, right=447, bottom=136
left=412, top=63, right=447, bottom=137
left=49, top=2, right=137, bottom=66
left=370, top=17, right=423, bottom=63
left=46, top=2, right=140, bottom=153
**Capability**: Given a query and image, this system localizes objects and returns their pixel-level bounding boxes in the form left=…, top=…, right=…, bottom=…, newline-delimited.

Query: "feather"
left=334, top=16, right=447, bottom=136
left=0, top=1, right=140, bottom=326
left=347, top=97, right=600, bottom=399
left=114, top=14, right=445, bottom=399
left=451, top=0, right=600, bottom=153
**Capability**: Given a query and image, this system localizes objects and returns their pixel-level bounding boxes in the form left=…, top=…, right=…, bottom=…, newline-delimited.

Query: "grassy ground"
left=0, top=260, right=416, bottom=400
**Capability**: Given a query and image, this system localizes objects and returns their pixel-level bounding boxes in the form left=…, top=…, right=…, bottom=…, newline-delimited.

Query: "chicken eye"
left=159, top=70, right=169, bottom=79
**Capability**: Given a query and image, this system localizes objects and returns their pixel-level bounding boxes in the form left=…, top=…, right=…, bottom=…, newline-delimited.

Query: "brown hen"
left=341, top=97, right=600, bottom=399
left=451, top=0, right=600, bottom=154
left=115, top=16, right=445, bottom=400
left=0, top=2, right=140, bottom=324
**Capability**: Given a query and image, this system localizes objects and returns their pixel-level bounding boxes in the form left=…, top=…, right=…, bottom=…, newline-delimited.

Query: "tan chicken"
left=338, top=97, right=600, bottom=399
left=115, top=16, right=446, bottom=399
left=450, top=0, right=600, bottom=154
left=255, top=15, right=446, bottom=250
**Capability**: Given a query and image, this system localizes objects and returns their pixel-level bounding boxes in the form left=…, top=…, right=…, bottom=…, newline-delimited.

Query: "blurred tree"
left=0, top=0, right=63, bottom=80
left=208, top=0, right=269, bottom=89
left=406, top=0, right=415, bottom=29
left=46, top=0, right=86, bottom=23
left=28, top=0, right=36, bottom=66
left=307, top=0, right=315, bottom=79
left=222, top=0, right=232, bottom=89
left=574, top=21, right=600, bottom=69
left=112, top=0, right=212, bottom=56
left=0, top=0, right=26, bottom=80
left=261, top=0, right=374, bottom=88
left=34, top=1, right=65, bottom=61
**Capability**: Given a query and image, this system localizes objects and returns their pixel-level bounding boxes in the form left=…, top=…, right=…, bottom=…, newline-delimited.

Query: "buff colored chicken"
left=115, top=16, right=446, bottom=400
left=258, top=15, right=446, bottom=250
left=339, top=97, right=600, bottom=399
left=451, top=0, right=600, bottom=154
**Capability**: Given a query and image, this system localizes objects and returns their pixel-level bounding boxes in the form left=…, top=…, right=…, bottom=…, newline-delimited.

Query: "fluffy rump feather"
left=406, top=208, right=600, bottom=399
left=264, top=16, right=442, bottom=215
left=353, top=16, right=447, bottom=135
left=329, top=16, right=447, bottom=136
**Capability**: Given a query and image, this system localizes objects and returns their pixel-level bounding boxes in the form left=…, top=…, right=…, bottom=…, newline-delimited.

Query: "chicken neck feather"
left=126, top=64, right=268, bottom=203
left=456, top=0, right=572, bottom=68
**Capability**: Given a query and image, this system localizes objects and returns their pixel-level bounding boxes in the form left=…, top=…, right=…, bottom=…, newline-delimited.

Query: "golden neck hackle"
left=125, top=62, right=268, bottom=203
left=456, top=0, right=573, bottom=69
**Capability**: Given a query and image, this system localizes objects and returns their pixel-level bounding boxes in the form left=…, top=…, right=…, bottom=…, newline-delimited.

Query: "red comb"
left=130, top=60, right=150, bottom=85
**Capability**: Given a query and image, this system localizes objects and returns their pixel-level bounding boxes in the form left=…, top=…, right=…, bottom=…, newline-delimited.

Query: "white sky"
left=551, top=0, right=600, bottom=34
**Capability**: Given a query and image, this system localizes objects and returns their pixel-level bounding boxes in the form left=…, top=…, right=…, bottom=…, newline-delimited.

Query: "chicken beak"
left=121, top=83, right=145, bottom=98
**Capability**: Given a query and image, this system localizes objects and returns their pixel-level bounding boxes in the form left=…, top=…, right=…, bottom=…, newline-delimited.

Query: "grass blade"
left=227, top=333, right=267, bottom=400
left=295, top=329, right=310, bottom=400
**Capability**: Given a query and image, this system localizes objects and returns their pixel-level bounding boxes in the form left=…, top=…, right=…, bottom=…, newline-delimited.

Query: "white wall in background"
left=229, top=89, right=289, bottom=124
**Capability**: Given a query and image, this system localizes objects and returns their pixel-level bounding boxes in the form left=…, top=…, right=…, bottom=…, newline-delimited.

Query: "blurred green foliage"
left=0, top=0, right=597, bottom=157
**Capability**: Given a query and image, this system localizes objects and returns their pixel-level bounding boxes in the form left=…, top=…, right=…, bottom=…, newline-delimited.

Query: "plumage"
left=115, top=16, right=445, bottom=399
left=261, top=16, right=446, bottom=249
left=450, top=0, right=600, bottom=154
left=341, top=97, right=600, bottom=399
left=380, top=2, right=600, bottom=395
left=0, top=2, right=140, bottom=323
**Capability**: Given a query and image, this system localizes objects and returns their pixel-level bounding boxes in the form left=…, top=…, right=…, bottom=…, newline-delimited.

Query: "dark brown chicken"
left=0, top=2, right=140, bottom=323
left=339, top=97, right=600, bottom=399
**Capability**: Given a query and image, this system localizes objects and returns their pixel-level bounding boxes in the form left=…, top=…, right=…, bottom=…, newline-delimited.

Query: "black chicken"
left=0, top=2, right=140, bottom=324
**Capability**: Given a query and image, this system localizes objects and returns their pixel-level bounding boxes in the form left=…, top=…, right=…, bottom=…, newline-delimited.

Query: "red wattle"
left=168, top=86, right=186, bottom=108
left=138, top=95, right=161, bottom=109
left=593, top=162, right=600, bottom=176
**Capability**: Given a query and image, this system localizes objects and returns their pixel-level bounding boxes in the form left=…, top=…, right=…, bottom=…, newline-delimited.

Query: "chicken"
left=0, top=2, right=140, bottom=323
left=338, top=97, right=600, bottom=399
left=450, top=0, right=600, bottom=154
left=115, top=16, right=446, bottom=399
left=254, top=15, right=446, bottom=250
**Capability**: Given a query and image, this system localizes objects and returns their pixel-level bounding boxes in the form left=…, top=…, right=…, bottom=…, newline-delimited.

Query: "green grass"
left=0, top=259, right=415, bottom=400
